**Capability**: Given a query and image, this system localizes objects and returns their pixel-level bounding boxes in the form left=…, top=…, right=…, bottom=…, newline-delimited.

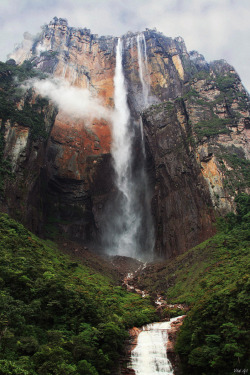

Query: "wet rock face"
left=0, top=97, right=57, bottom=234
left=2, top=18, right=250, bottom=256
left=44, top=112, right=113, bottom=243
left=142, top=56, right=250, bottom=257
left=143, top=101, right=215, bottom=258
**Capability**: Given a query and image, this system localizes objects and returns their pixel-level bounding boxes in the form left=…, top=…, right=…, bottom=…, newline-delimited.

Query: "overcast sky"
left=0, top=0, right=249, bottom=92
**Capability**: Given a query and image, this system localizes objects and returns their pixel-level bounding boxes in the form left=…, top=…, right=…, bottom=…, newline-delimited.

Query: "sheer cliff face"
left=3, top=17, right=250, bottom=258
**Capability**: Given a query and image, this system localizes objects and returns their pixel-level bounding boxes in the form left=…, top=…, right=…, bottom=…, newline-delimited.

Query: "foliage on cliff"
left=0, top=132, right=12, bottom=191
left=136, top=193, right=250, bottom=374
left=0, top=60, right=56, bottom=195
left=0, top=213, right=156, bottom=375
left=217, top=145, right=250, bottom=193
left=0, top=60, right=51, bottom=140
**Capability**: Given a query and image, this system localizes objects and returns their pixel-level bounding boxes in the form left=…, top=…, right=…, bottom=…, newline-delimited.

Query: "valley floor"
left=0, top=193, right=249, bottom=375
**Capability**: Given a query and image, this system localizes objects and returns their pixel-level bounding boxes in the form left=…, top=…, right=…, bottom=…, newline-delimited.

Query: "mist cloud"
left=25, top=77, right=113, bottom=123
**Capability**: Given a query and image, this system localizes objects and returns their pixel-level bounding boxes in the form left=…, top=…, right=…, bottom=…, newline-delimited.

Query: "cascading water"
left=106, top=38, right=140, bottom=258
left=137, top=33, right=150, bottom=108
left=136, top=33, right=154, bottom=254
left=103, top=36, right=154, bottom=261
left=129, top=317, right=180, bottom=374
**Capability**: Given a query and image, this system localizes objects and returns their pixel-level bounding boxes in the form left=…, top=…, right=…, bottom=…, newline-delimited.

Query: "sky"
left=0, top=0, right=249, bottom=92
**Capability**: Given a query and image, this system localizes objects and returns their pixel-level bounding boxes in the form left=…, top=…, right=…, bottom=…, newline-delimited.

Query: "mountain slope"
left=134, top=193, right=250, bottom=374
left=0, top=213, right=156, bottom=375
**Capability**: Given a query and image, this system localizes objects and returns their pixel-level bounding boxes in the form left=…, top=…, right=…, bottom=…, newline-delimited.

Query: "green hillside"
left=136, top=193, right=250, bottom=374
left=0, top=213, right=156, bottom=375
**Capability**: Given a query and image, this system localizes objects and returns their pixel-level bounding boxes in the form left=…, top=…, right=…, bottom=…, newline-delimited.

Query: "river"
left=128, top=316, right=181, bottom=374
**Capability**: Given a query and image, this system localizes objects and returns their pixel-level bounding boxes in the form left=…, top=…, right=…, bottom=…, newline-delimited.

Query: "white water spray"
left=139, top=117, right=145, bottom=157
left=129, top=317, right=180, bottom=374
left=137, top=33, right=150, bottom=108
left=137, top=34, right=154, bottom=256
left=103, top=37, right=154, bottom=261
left=109, top=38, right=140, bottom=258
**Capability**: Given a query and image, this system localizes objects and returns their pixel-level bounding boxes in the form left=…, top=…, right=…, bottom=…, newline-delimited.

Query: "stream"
left=128, top=317, right=181, bottom=374
left=117, top=259, right=186, bottom=375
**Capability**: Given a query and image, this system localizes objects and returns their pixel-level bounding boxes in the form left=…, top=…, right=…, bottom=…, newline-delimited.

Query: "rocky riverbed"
left=109, top=255, right=187, bottom=374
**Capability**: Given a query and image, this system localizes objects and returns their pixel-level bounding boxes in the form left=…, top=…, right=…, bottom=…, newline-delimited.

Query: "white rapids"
left=129, top=317, right=180, bottom=374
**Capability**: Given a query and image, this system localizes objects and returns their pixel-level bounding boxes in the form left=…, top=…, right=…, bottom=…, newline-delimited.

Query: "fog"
left=25, top=77, right=113, bottom=122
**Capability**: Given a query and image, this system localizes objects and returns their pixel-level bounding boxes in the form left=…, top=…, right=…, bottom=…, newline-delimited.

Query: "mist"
left=25, top=77, right=113, bottom=122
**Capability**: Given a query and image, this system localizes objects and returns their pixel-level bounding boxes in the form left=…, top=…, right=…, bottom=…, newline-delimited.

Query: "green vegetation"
left=0, top=213, right=156, bottom=374
left=218, top=145, right=250, bottom=193
left=183, top=88, right=199, bottom=101
left=0, top=60, right=50, bottom=141
left=190, top=69, right=236, bottom=92
left=145, top=100, right=175, bottom=117
left=175, top=196, right=250, bottom=374
left=194, top=116, right=231, bottom=140
left=213, top=72, right=249, bottom=112
left=0, top=132, right=12, bottom=191
left=137, top=194, right=250, bottom=374
left=0, top=60, right=55, bottom=193
left=184, top=68, right=249, bottom=122
left=193, top=71, right=212, bottom=82
left=215, top=74, right=236, bottom=91
left=40, top=51, right=59, bottom=58
left=0, top=60, right=44, bottom=85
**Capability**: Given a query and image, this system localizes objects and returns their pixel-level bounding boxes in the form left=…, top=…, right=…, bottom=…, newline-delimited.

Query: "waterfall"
left=129, top=317, right=180, bottom=374
left=136, top=33, right=154, bottom=258
left=139, top=117, right=145, bottom=156
left=102, top=37, right=154, bottom=261
left=106, top=38, right=140, bottom=258
left=137, top=33, right=150, bottom=108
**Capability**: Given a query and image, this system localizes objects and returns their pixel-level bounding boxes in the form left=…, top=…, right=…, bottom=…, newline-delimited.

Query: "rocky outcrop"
left=167, top=315, right=186, bottom=375
left=44, top=112, right=113, bottom=243
left=1, top=17, right=249, bottom=257
left=141, top=57, right=249, bottom=257
left=7, top=18, right=117, bottom=241
left=142, top=100, right=215, bottom=258
left=0, top=62, right=57, bottom=232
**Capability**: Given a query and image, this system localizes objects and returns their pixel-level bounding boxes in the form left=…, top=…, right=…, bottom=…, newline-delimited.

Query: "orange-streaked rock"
left=49, top=111, right=112, bottom=179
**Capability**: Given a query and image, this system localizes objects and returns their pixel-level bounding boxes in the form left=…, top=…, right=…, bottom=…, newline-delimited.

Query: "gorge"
left=0, top=16, right=249, bottom=375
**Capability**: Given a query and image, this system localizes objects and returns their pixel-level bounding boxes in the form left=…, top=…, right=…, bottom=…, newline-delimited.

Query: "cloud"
left=24, top=77, right=113, bottom=123
left=135, top=0, right=250, bottom=90
left=0, top=0, right=250, bottom=91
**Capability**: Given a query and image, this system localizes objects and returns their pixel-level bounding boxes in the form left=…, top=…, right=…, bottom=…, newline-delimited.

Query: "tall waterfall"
left=136, top=33, right=154, bottom=256
left=129, top=318, right=179, bottom=374
left=137, top=33, right=150, bottom=108
left=103, top=37, right=154, bottom=261
left=106, top=38, right=140, bottom=258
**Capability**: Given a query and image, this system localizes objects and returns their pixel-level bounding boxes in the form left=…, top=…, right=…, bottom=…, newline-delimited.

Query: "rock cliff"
left=1, top=17, right=249, bottom=258
left=141, top=57, right=249, bottom=257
